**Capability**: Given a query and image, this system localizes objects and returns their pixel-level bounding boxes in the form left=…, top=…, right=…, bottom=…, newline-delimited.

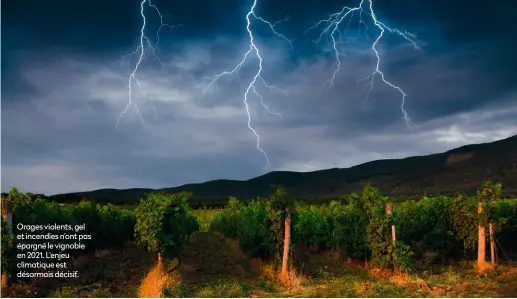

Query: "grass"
left=2, top=236, right=517, bottom=298
left=163, top=280, right=257, bottom=298
left=3, top=230, right=517, bottom=298
left=160, top=230, right=517, bottom=298
left=167, top=230, right=517, bottom=298
left=160, top=262, right=517, bottom=298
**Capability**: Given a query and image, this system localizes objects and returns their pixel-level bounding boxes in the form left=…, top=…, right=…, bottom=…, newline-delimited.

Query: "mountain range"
left=50, top=135, right=517, bottom=205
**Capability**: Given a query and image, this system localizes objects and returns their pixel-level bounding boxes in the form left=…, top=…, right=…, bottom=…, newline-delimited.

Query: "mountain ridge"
left=49, top=135, right=517, bottom=204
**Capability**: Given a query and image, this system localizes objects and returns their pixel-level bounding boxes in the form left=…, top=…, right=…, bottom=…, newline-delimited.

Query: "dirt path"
left=4, top=243, right=155, bottom=298
left=5, top=231, right=516, bottom=298
left=178, top=232, right=256, bottom=285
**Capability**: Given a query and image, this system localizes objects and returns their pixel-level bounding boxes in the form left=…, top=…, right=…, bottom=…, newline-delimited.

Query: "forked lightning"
left=307, top=0, right=421, bottom=128
left=118, top=0, right=181, bottom=132
left=201, top=0, right=292, bottom=169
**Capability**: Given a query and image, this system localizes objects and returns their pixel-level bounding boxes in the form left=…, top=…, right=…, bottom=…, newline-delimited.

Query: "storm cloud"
left=2, top=0, right=516, bottom=194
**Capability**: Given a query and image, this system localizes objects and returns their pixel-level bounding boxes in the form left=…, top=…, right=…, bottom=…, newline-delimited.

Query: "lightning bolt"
left=201, top=0, right=292, bottom=170
left=306, top=0, right=421, bottom=128
left=117, top=0, right=181, bottom=132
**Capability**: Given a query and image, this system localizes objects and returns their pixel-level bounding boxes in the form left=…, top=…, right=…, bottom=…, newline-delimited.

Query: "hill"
left=50, top=135, right=517, bottom=205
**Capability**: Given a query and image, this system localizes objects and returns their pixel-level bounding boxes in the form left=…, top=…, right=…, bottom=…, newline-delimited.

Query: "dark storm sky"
left=2, top=0, right=517, bottom=195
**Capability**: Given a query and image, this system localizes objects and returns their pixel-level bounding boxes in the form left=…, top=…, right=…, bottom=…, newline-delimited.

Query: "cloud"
left=2, top=3, right=517, bottom=195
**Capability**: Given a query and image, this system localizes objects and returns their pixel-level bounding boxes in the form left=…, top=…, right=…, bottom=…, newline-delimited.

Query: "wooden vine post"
left=489, top=223, right=497, bottom=266
left=1, top=199, right=13, bottom=287
left=386, top=203, right=397, bottom=272
left=386, top=203, right=396, bottom=245
left=281, top=205, right=292, bottom=276
left=477, top=202, right=487, bottom=270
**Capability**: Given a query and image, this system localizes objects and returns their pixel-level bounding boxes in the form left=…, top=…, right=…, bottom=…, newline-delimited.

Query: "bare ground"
left=3, top=232, right=517, bottom=298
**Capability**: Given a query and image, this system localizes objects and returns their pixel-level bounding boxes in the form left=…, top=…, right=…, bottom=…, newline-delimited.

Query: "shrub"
left=1, top=188, right=136, bottom=281
left=133, top=192, right=199, bottom=261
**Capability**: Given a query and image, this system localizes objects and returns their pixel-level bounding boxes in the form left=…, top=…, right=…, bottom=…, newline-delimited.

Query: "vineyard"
left=1, top=181, right=517, bottom=297
left=210, top=182, right=517, bottom=270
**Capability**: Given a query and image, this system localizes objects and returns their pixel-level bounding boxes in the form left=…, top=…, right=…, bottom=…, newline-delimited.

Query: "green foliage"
left=1, top=188, right=136, bottom=281
left=210, top=186, right=294, bottom=262
left=96, top=204, right=136, bottom=248
left=4, top=181, right=515, bottom=284
left=497, top=199, right=517, bottom=250
left=211, top=197, right=275, bottom=258
left=293, top=200, right=368, bottom=258
left=477, top=181, right=506, bottom=228
left=211, top=181, right=516, bottom=271
left=450, top=195, right=479, bottom=251
left=209, top=197, right=244, bottom=239
left=239, top=199, right=275, bottom=258
left=294, top=203, right=331, bottom=249
left=11, top=198, right=135, bottom=251
left=328, top=200, right=369, bottom=258
left=267, top=186, right=293, bottom=262
left=7, top=187, right=33, bottom=204
left=362, top=184, right=397, bottom=268
left=448, top=181, right=514, bottom=253
left=1, top=219, right=16, bottom=280
left=392, top=241, right=415, bottom=273
left=477, top=180, right=502, bottom=203
left=133, top=192, right=199, bottom=260
left=396, top=196, right=457, bottom=258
